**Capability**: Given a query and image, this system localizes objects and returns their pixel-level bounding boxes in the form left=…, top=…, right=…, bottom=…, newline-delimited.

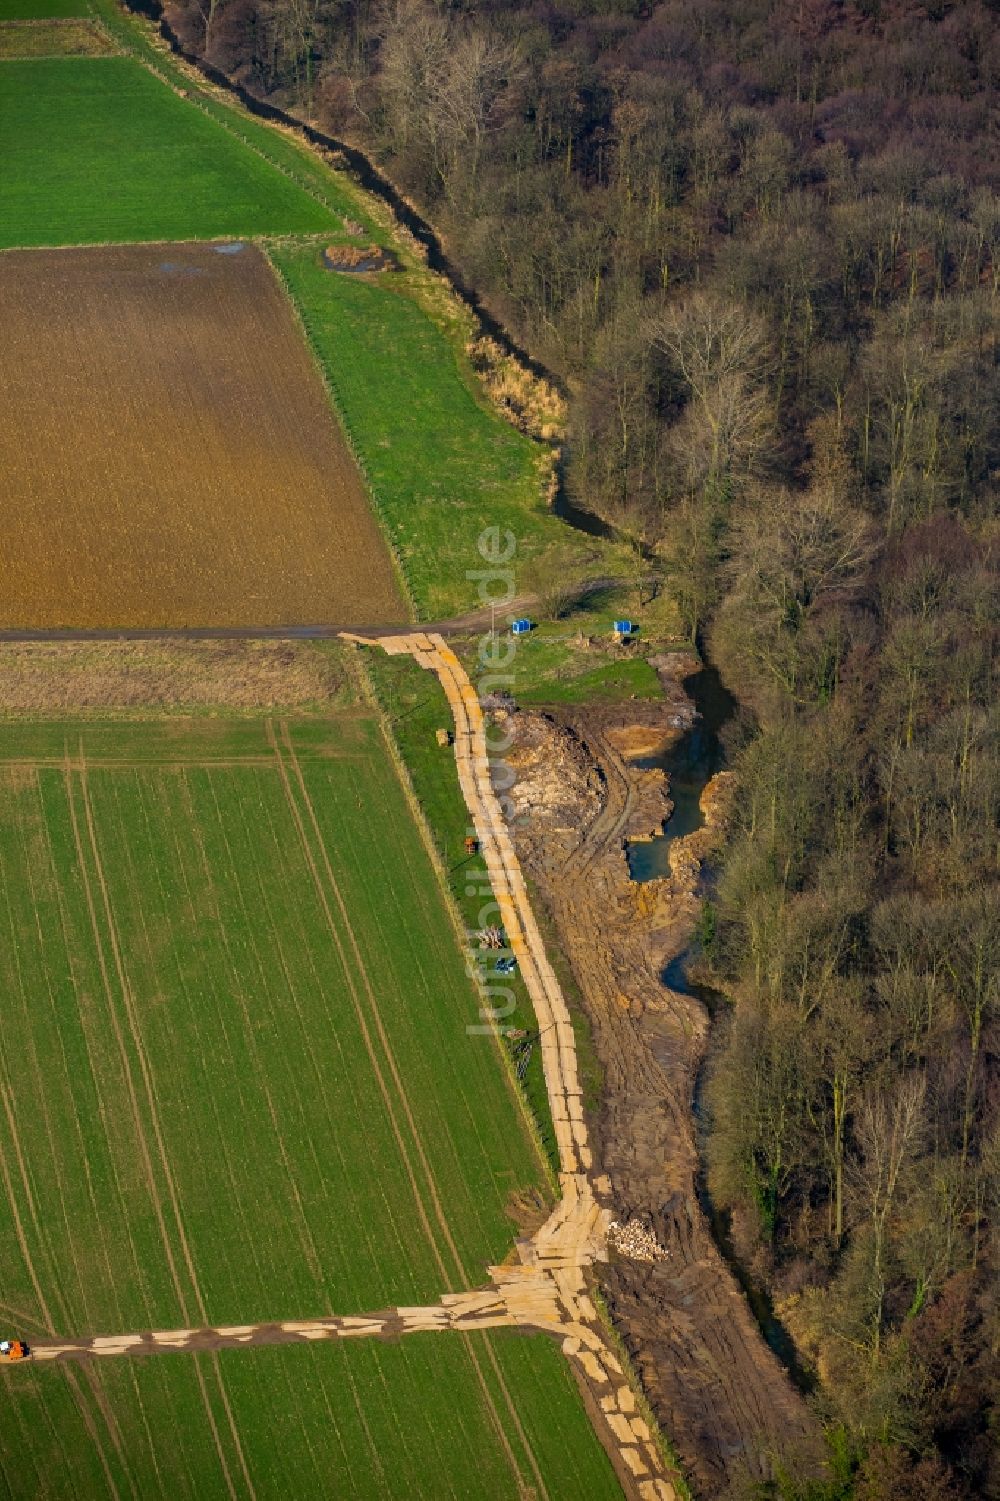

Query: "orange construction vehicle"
left=0, top=1339, right=30, bottom=1362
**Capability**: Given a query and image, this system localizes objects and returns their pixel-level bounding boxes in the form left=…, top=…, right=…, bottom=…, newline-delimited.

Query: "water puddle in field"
left=212, top=242, right=246, bottom=255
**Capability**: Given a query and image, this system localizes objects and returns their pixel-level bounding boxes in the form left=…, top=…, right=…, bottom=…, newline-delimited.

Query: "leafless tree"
left=850, top=1076, right=926, bottom=1358
left=647, top=291, right=773, bottom=504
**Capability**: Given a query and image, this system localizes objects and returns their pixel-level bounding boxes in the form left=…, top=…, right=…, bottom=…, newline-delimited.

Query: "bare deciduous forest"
left=166, top=0, right=998, bottom=1493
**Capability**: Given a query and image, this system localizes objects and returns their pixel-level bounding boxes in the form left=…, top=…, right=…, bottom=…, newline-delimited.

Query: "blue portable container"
left=511, top=618, right=532, bottom=635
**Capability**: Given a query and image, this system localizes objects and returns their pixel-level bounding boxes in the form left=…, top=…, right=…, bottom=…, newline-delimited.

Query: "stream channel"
left=626, top=665, right=811, bottom=1388
left=121, top=0, right=808, bottom=1383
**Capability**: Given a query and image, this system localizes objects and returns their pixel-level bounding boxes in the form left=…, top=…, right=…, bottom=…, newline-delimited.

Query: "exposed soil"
left=0, top=639, right=348, bottom=714
left=0, top=242, right=405, bottom=628
left=322, top=242, right=396, bottom=273
left=498, top=655, right=823, bottom=1498
left=0, top=19, right=114, bottom=58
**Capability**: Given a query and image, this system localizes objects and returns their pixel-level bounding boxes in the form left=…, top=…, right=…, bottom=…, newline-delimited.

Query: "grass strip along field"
left=0, top=713, right=623, bottom=1497
left=271, top=245, right=580, bottom=619
left=0, top=55, right=338, bottom=247
left=365, top=648, right=607, bottom=1165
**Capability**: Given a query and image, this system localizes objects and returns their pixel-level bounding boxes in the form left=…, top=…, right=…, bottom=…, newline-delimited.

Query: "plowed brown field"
left=0, top=242, right=406, bottom=627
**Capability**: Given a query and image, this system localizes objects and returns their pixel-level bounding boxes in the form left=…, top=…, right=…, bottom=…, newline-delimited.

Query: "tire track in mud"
left=563, top=729, right=635, bottom=879
left=505, top=703, right=824, bottom=1496
left=82, top=766, right=258, bottom=1501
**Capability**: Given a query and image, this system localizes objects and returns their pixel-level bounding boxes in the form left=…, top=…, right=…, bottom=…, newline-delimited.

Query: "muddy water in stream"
left=629, top=665, right=814, bottom=1391
left=626, top=664, right=735, bottom=881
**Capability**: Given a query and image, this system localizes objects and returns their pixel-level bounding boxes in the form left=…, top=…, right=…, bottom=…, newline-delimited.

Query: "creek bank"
left=612, top=657, right=815, bottom=1394
left=128, top=0, right=556, bottom=387
left=669, top=955, right=814, bottom=1393
left=497, top=655, right=822, bottom=1497
left=624, top=663, right=735, bottom=884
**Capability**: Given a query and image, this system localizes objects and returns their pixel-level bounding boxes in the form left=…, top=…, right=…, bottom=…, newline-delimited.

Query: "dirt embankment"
left=497, top=656, right=821, bottom=1498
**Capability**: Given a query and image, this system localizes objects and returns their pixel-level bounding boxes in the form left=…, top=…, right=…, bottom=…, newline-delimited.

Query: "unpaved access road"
left=8, top=632, right=682, bottom=1501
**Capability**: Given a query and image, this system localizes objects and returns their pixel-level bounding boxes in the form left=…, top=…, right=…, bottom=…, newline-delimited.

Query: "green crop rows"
left=0, top=717, right=546, bottom=1333
left=0, top=1336, right=621, bottom=1499
left=0, top=56, right=338, bottom=247
left=0, top=716, right=623, bottom=1495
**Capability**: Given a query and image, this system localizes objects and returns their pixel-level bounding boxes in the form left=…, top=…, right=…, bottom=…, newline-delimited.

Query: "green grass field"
left=0, top=716, right=547, bottom=1335
left=0, top=56, right=338, bottom=247
left=0, top=712, right=623, bottom=1496
left=0, top=1338, right=618, bottom=1501
left=1, top=1335, right=621, bottom=1499
left=0, top=0, right=88, bottom=15
left=269, top=246, right=588, bottom=617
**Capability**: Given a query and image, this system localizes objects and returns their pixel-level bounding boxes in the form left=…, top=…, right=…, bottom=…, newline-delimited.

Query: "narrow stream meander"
left=124, top=0, right=808, bottom=1386
left=625, top=665, right=734, bottom=882
left=626, top=665, right=813, bottom=1390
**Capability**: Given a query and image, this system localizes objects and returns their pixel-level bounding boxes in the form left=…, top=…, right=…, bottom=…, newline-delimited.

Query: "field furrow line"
left=60, top=1367, right=126, bottom=1501
left=0, top=1299, right=51, bottom=1338
left=137, top=771, right=281, bottom=1319
left=75, top=1365, right=141, bottom=1501
left=275, top=720, right=550, bottom=1501
left=266, top=719, right=534, bottom=1495
left=16, top=795, right=111, bottom=1335
left=62, top=758, right=193, bottom=1323
left=0, top=1080, right=56, bottom=1333
left=24, top=769, right=176, bottom=1496
left=95, top=769, right=258, bottom=1501
left=204, top=773, right=332, bottom=1296
left=0, top=862, right=60, bottom=1335
left=123, top=770, right=276, bottom=1314
left=41, top=759, right=161, bottom=1333
left=230, top=771, right=412, bottom=1307
left=263, top=720, right=446, bottom=1270
left=0, top=1029, right=135, bottom=1498
left=64, top=754, right=246, bottom=1501
left=277, top=720, right=469, bottom=1281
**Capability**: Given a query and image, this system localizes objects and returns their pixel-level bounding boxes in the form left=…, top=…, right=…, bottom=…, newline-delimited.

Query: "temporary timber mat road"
left=17, top=633, right=681, bottom=1501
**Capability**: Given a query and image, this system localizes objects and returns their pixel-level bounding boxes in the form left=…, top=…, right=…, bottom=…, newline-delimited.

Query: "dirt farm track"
left=0, top=241, right=405, bottom=629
